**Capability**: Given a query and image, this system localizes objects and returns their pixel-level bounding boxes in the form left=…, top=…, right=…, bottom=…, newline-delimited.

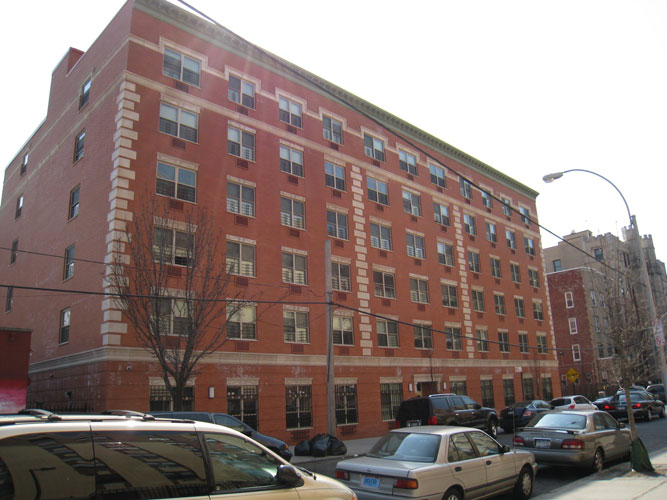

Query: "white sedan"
left=550, top=395, right=597, bottom=410
left=335, top=426, right=537, bottom=500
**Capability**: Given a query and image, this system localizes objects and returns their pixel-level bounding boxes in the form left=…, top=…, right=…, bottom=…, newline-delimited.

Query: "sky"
left=2, top=0, right=666, bottom=263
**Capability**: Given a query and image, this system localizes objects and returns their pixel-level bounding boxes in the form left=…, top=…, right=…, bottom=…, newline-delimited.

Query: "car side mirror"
left=501, top=445, right=511, bottom=454
left=276, top=465, right=304, bottom=487
left=618, top=422, right=626, bottom=429
left=474, top=403, right=481, bottom=410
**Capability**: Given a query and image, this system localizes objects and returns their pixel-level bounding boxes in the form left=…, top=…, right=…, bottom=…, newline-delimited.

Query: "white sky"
left=2, top=0, right=666, bottom=263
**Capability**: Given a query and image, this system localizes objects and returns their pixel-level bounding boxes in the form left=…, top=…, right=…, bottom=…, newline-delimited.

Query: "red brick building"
left=0, top=0, right=558, bottom=441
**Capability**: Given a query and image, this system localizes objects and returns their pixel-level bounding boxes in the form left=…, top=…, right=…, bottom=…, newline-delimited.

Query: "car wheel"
left=513, top=465, right=533, bottom=499
left=592, top=448, right=604, bottom=473
left=660, top=406, right=666, bottom=419
left=443, top=487, right=462, bottom=500
left=487, top=419, right=498, bottom=438
left=646, top=408, right=653, bottom=422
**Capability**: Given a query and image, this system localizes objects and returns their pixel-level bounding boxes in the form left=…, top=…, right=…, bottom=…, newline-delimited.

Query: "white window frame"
left=490, top=257, right=501, bottom=278
left=486, top=222, right=497, bottom=242
left=515, top=297, right=525, bottom=318
left=476, top=329, right=489, bottom=352
left=364, top=133, right=385, bottom=161
left=331, top=262, right=351, bottom=292
left=533, top=301, right=544, bottom=320
left=64, top=245, right=75, bottom=280
left=406, top=233, right=425, bottom=259
left=279, top=96, right=303, bottom=127
left=281, top=252, right=307, bottom=285
left=481, top=190, right=493, bottom=208
left=157, top=162, right=197, bottom=203
left=433, top=202, right=450, bottom=226
left=227, top=126, right=255, bottom=161
left=160, top=103, right=198, bottom=142
left=280, top=197, right=305, bottom=229
left=377, top=319, right=399, bottom=347
left=280, top=145, right=304, bottom=177
left=284, top=310, right=309, bottom=343
left=409, top=278, right=429, bottom=303
left=373, top=271, right=395, bottom=299
left=565, top=291, right=574, bottom=308
left=460, top=177, right=472, bottom=199
left=429, top=163, right=446, bottom=188
left=437, top=242, right=454, bottom=266
left=228, top=74, right=255, bottom=108
left=446, top=327, right=463, bottom=351
left=511, top=263, right=521, bottom=283
left=441, top=284, right=458, bottom=308
left=494, top=294, right=506, bottom=315
left=226, top=241, right=256, bottom=277
left=414, top=325, right=433, bottom=349
left=325, top=161, right=346, bottom=191
left=569, top=317, right=578, bottom=334
left=323, top=115, right=343, bottom=144
left=572, top=344, right=581, bottom=361
left=367, top=178, right=389, bottom=205
left=506, top=229, right=516, bottom=249
left=163, top=47, right=200, bottom=86
left=472, top=290, right=485, bottom=312
left=524, top=237, right=536, bottom=256
left=227, top=182, right=255, bottom=217
left=370, top=222, right=392, bottom=250
left=399, top=149, right=417, bottom=175
left=463, top=214, right=476, bottom=235
left=402, top=190, right=421, bottom=216
left=333, top=315, right=354, bottom=345
left=468, top=251, right=481, bottom=273
left=537, top=334, right=548, bottom=354
left=327, top=210, right=348, bottom=240
left=227, top=305, right=257, bottom=340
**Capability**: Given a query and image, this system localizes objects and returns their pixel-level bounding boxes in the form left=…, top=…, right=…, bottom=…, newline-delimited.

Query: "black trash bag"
left=294, top=439, right=311, bottom=456
left=327, top=435, right=347, bottom=456
left=310, top=433, right=331, bottom=457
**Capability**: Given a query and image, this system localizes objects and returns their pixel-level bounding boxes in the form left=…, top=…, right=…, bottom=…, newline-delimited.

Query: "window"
left=5, top=286, right=14, bottom=312
left=494, top=294, right=506, bottom=315
left=228, top=75, right=255, bottom=108
left=152, top=298, right=192, bottom=336
left=370, top=222, right=392, bottom=250
left=460, top=176, right=472, bottom=199
left=506, top=229, right=516, bottom=249
left=510, top=263, right=521, bottom=283
left=226, top=241, right=255, bottom=277
left=472, top=290, right=485, bottom=312
left=463, top=214, right=476, bottom=235
left=481, top=190, right=493, bottom=208
left=325, top=161, right=346, bottom=191
left=522, top=377, right=534, bottom=400
left=333, top=315, right=354, bottom=345
left=73, top=129, right=85, bottom=162
left=519, top=333, right=529, bottom=353
left=281, top=252, right=307, bottom=284
left=280, top=197, right=305, bottom=229
left=335, top=384, right=358, bottom=425
left=227, top=126, right=254, bottom=160
left=433, top=202, right=450, bottom=226
left=429, top=163, right=446, bottom=188
left=20, top=152, right=28, bottom=175
left=327, top=210, right=348, bottom=239
left=437, top=242, right=454, bottom=266
left=537, top=334, right=548, bottom=354
left=66, top=186, right=81, bottom=220
left=441, top=284, right=458, bottom=308
left=79, top=77, right=91, bottom=109
left=227, top=305, right=257, bottom=340
left=157, top=162, right=196, bottom=202
left=367, top=177, right=389, bottom=205
left=529, top=269, right=540, bottom=288
left=160, top=103, right=197, bottom=142
left=476, top=329, right=489, bottom=351
left=593, top=248, right=604, bottom=261
left=591, top=291, right=597, bottom=306
left=486, top=222, right=497, bottom=243
left=331, top=262, right=351, bottom=291
left=373, top=271, right=396, bottom=298
left=515, top=298, right=525, bottom=318
left=503, top=379, right=515, bottom=406
left=279, top=96, right=302, bottom=127
left=446, top=327, right=463, bottom=351
left=10, top=239, right=18, bottom=265
left=533, top=301, right=544, bottom=320
left=284, top=310, right=309, bottom=343
left=227, top=385, right=258, bottom=429
left=468, top=251, right=481, bottom=273
left=572, top=344, right=581, bottom=361
left=406, top=233, right=425, bottom=259
left=490, top=257, right=501, bottom=278
left=163, top=47, right=200, bottom=85
left=542, top=376, right=553, bottom=400
left=380, top=383, right=403, bottom=420
left=594, top=316, right=601, bottom=333
left=227, top=182, right=255, bottom=217
left=59, top=308, right=71, bottom=343
left=569, top=317, right=578, bottom=334
left=565, top=291, right=574, bottom=308
left=153, top=227, right=194, bottom=266
left=553, top=259, right=562, bottom=272
left=481, top=380, right=494, bottom=408
left=524, top=237, right=535, bottom=256
left=363, top=133, right=385, bottom=161
left=399, top=150, right=417, bottom=174
left=63, top=245, right=75, bottom=280
left=410, top=278, right=429, bottom=303
left=286, top=385, right=312, bottom=429
left=414, top=325, right=433, bottom=349
left=501, top=197, right=512, bottom=216
left=150, top=385, right=194, bottom=411
left=279, top=146, right=304, bottom=177
left=520, top=206, right=530, bottom=225
left=402, top=190, right=421, bottom=216
left=323, top=115, right=343, bottom=144
left=498, top=331, right=510, bottom=352
left=377, top=319, right=399, bottom=347
left=451, top=381, right=468, bottom=395
left=15, top=195, right=23, bottom=218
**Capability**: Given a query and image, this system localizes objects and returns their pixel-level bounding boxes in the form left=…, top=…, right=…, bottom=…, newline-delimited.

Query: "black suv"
left=395, top=393, right=499, bottom=437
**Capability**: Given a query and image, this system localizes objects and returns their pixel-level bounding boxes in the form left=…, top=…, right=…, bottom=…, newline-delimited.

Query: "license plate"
left=362, top=475, right=381, bottom=488
left=407, top=420, right=421, bottom=427
left=535, top=438, right=551, bottom=449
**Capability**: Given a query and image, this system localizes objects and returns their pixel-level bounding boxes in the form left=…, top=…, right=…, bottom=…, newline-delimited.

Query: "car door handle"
left=486, top=460, right=493, bottom=466
left=455, top=466, right=463, bottom=472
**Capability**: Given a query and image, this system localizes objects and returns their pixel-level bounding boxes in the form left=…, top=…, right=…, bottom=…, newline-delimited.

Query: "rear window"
left=367, top=432, right=441, bottom=462
left=397, top=399, right=431, bottom=420
left=528, top=413, right=587, bottom=429
left=550, top=398, right=569, bottom=407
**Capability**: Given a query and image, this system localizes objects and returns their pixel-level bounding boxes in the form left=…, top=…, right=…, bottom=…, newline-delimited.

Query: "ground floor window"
left=503, top=379, right=515, bottom=407
left=522, top=377, right=534, bottom=400
left=227, top=385, right=258, bottom=430
left=286, top=385, right=312, bottom=429
left=481, top=380, right=494, bottom=408
left=380, top=383, right=403, bottom=421
left=149, top=385, right=193, bottom=412
left=542, top=376, right=554, bottom=400
left=335, top=384, right=358, bottom=425
left=450, top=380, right=467, bottom=395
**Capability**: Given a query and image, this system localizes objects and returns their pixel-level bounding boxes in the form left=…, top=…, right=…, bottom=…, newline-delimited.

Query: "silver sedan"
left=335, top=426, right=537, bottom=500
left=513, top=410, right=631, bottom=472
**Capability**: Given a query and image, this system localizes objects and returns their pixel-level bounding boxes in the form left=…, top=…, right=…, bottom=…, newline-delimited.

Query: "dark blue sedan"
left=500, top=400, right=551, bottom=431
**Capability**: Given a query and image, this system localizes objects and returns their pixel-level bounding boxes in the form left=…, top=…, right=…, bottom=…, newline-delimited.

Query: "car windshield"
left=527, top=413, right=587, bottom=429
left=367, top=432, right=441, bottom=462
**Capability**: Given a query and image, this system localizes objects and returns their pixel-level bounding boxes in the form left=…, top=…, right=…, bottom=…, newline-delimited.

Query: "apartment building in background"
left=0, top=0, right=558, bottom=442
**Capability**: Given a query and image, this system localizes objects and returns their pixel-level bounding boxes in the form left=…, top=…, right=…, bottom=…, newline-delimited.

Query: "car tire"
left=513, top=465, right=533, bottom=500
left=486, top=419, right=498, bottom=438
left=443, top=487, right=462, bottom=500
left=646, top=408, right=653, bottom=422
left=592, top=448, right=604, bottom=473
left=660, top=406, right=666, bottom=419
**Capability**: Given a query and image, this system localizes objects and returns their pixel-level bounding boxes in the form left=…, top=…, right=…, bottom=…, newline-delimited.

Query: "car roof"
left=545, top=409, right=599, bottom=416
left=390, top=425, right=485, bottom=436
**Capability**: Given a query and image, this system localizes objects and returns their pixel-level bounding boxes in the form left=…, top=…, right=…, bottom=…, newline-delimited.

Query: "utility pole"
left=324, top=240, right=336, bottom=435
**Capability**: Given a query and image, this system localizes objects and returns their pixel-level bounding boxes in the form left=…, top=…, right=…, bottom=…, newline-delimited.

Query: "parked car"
left=335, top=425, right=537, bottom=500
left=0, top=411, right=355, bottom=499
left=395, top=393, right=499, bottom=437
left=500, top=400, right=551, bottom=431
left=550, top=395, right=596, bottom=410
left=647, top=383, right=666, bottom=403
left=592, top=395, right=613, bottom=410
left=596, top=391, right=666, bottom=421
left=153, top=411, right=292, bottom=461
left=513, top=410, right=631, bottom=472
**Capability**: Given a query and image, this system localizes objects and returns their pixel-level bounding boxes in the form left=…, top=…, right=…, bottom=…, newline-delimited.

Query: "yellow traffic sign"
left=566, top=368, right=579, bottom=383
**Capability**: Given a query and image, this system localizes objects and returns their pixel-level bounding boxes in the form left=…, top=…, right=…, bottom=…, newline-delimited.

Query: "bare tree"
left=106, top=196, right=244, bottom=410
